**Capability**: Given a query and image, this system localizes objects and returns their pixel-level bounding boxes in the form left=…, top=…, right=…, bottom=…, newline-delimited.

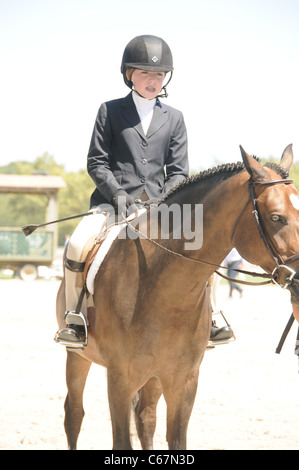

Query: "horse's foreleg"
left=107, top=368, right=134, bottom=450
left=64, top=351, right=92, bottom=450
left=133, top=377, right=163, bottom=450
left=163, top=369, right=199, bottom=450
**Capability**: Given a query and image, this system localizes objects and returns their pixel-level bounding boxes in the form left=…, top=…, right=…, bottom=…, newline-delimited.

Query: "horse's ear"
left=239, top=145, right=270, bottom=182
left=280, top=144, right=293, bottom=172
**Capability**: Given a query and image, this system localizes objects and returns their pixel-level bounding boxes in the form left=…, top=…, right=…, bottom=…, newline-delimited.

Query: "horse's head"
left=233, top=144, right=299, bottom=305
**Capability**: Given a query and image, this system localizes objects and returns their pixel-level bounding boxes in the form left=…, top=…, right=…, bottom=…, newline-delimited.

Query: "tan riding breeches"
left=64, top=208, right=109, bottom=322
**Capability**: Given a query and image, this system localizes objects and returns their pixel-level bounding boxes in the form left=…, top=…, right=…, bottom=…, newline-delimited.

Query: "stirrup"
left=207, top=310, right=236, bottom=349
left=207, top=336, right=235, bottom=348
left=54, top=311, right=88, bottom=350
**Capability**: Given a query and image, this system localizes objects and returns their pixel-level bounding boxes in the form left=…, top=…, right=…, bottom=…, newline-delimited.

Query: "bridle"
left=233, top=176, right=299, bottom=354
left=127, top=176, right=299, bottom=291
left=230, top=177, right=299, bottom=290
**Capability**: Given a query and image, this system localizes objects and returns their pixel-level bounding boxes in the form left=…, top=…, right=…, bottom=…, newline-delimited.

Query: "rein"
left=127, top=221, right=274, bottom=286
left=126, top=176, right=298, bottom=290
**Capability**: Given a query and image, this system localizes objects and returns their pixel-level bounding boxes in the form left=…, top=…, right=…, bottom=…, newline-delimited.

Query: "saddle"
left=83, top=239, right=102, bottom=283
left=71, top=208, right=147, bottom=295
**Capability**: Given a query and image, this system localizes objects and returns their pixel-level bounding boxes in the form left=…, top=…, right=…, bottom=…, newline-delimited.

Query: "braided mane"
left=162, top=158, right=289, bottom=202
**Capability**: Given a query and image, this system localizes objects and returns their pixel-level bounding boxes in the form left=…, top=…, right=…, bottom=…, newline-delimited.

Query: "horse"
left=56, top=144, right=299, bottom=450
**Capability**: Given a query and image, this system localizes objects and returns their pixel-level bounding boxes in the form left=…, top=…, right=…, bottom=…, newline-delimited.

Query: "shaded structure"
left=0, top=174, right=65, bottom=279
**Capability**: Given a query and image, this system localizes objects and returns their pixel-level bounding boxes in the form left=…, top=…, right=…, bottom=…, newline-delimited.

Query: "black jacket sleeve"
left=87, top=102, right=123, bottom=204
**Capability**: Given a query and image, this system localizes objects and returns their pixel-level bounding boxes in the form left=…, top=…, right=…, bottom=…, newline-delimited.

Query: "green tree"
left=0, top=153, right=93, bottom=245
left=57, top=170, right=94, bottom=245
left=0, top=193, right=48, bottom=227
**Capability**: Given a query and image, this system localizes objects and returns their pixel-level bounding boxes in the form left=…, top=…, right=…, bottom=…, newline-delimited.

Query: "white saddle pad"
left=86, top=208, right=146, bottom=295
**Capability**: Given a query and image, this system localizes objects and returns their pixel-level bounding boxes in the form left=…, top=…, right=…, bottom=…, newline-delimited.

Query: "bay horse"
left=56, top=144, right=299, bottom=450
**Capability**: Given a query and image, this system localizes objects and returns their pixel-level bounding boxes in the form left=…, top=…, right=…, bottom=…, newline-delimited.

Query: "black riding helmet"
left=121, top=35, right=173, bottom=97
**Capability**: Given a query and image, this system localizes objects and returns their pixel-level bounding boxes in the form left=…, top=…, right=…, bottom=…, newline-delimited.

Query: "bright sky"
left=1, top=0, right=299, bottom=173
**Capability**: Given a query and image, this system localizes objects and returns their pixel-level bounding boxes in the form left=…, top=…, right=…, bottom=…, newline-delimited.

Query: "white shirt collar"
left=132, top=91, right=156, bottom=112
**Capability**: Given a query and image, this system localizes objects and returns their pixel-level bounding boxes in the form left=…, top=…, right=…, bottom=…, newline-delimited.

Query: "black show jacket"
left=87, top=92, right=189, bottom=208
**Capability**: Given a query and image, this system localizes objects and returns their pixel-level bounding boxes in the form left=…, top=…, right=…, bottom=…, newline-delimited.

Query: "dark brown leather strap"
left=215, top=269, right=272, bottom=286
left=64, top=258, right=85, bottom=273
left=75, top=286, right=87, bottom=314
left=276, top=313, right=295, bottom=354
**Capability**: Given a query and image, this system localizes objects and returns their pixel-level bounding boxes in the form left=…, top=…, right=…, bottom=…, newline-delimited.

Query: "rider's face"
left=131, top=69, right=166, bottom=99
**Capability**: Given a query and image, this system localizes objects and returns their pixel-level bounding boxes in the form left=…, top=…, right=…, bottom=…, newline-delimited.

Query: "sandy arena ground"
left=1, top=277, right=299, bottom=450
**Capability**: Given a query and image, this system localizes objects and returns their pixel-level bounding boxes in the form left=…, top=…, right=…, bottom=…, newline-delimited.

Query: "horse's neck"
left=167, top=171, right=249, bottom=267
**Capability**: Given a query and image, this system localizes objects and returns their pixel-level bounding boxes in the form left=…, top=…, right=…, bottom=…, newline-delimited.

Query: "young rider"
left=55, top=34, right=233, bottom=348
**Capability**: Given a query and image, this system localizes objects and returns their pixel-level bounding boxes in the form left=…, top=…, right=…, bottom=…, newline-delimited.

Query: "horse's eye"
left=270, top=214, right=284, bottom=223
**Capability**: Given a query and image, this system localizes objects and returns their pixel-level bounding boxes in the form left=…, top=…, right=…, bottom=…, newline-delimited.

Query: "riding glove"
left=112, top=189, right=138, bottom=216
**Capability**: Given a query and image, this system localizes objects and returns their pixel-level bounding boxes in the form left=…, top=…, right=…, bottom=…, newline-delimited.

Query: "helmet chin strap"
left=158, top=71, right=172, bottom=98
left=157, top=86, right=168, bottom=99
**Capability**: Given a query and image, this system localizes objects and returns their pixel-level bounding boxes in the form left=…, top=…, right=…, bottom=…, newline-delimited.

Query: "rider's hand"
left=143, top=198, right=161, bottom=207
left=112, top=190, right=138, bottom=216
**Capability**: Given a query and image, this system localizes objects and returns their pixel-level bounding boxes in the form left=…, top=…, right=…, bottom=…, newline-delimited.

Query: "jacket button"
left=141, top=158, right=147, bottom=165
left=141, top=178, right=146, bottom=183
left=142, top=141, right=148, bottom=147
